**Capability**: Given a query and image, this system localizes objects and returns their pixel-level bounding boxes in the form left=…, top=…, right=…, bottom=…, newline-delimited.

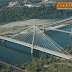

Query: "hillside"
left=0, top=5, right=72, bottom=25
left=0, top=0, right=72, bottom=8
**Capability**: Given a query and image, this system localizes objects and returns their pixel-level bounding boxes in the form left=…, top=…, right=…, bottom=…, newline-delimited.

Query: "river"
left=0, top=24, right=72, bottom=65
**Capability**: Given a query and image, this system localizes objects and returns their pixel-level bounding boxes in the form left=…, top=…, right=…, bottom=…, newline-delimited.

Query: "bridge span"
left=50, top=29, right=72, bottom=34
left=0, top=36, right=72, bottom=60
left=40, top=27, right=72, bottom=34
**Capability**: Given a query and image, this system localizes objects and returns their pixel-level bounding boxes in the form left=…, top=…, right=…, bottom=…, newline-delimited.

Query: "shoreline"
left=48, top=24, right=71, bottom=30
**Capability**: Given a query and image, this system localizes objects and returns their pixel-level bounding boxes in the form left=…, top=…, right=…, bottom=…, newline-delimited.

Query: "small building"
left=24, top=4, right=32, bottom=8
left=24, top=4, right=39, bottom=8
left=42, top=0, right=49, bottom=2
left=8, top=1, right=19, bottom=7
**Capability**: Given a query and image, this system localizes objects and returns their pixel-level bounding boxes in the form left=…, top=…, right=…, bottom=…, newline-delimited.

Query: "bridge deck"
left=50, top=29, right=72, bottom=34
left=0, top=36, right=72, bottom=60
left=40, top=27, right=72, bottom=34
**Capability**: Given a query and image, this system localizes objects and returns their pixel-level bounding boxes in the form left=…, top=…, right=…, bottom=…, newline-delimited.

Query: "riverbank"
left=1, top=54, right=72, bottom=72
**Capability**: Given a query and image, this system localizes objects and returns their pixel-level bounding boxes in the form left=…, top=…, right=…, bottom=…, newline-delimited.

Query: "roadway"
left=39, top=27, right=72, bottom=34
left=50, top=29, right=72, bottom=34
left=0, top=36, right=72, bottom=60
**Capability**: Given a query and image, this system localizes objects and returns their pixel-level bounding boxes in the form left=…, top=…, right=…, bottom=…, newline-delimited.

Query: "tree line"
left=0, top=5, right=72, bottom=25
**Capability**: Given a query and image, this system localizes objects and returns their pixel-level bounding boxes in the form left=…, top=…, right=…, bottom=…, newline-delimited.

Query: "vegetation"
left=0, top=5, right=72, bottom=25
left=21, top=54, right=72, bottom=72
left=0, top=53, right=72, bottom=72
left=64, top=45, right=72, bottom=54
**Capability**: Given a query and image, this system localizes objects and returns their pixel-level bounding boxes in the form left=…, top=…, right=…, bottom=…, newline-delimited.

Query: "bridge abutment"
left=0, top=39, right=5, bottom=45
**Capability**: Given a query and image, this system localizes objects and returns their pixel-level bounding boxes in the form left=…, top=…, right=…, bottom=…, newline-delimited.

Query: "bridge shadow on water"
left=0, top=39, right=40, bottom=58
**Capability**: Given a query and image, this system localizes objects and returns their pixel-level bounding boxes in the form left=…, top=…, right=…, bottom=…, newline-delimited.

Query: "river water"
left=0, top=24, right=72, bottom=65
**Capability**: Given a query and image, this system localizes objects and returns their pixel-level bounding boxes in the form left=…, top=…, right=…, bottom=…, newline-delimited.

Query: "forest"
left=0, top=5, right=72, bottom=25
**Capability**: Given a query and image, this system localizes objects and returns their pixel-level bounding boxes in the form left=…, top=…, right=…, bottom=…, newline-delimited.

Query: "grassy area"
left=0, top=28, right=11, bottom=33
left=0, top=25, right=28, bottom=34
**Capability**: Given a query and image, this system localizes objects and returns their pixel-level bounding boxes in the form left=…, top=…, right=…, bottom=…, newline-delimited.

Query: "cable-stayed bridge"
left=0, top=26, right=72, bottom=60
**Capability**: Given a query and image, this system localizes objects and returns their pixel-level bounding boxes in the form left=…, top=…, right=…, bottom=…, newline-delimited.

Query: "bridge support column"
left=43, top=24, right=45, bottom=33
left=31, top=26, right=36, bottom=56
left=0, top=39, right=5, bottom=45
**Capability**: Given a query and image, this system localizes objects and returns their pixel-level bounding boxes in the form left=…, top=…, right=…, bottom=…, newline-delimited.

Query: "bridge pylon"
left=43, top=24, right=45, bottom=33
left=31, top=26, right=36, bottom=56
